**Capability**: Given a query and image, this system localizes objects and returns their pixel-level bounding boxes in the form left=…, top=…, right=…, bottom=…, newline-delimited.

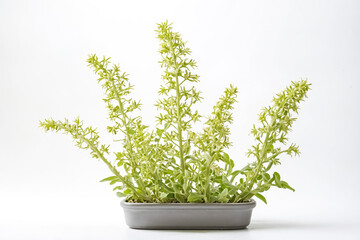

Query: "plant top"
left=40, top=21, right=311, bottom=204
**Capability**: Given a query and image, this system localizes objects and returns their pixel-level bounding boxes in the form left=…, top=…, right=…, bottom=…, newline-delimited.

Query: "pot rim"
left=121, top=199, right=256, bottom=209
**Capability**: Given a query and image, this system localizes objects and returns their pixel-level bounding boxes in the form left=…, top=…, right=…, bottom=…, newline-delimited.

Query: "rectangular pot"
left=121, top=199, right=256, bottom=230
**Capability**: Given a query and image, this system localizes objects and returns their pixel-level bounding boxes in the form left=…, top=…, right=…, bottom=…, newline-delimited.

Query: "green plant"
left=40, top=21, right=311, bottom=204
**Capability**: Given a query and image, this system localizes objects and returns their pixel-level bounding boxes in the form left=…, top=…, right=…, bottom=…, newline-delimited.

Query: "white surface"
left=1, top=0, right=360, bottom=239
left=1, top=220, right=359, bottom=240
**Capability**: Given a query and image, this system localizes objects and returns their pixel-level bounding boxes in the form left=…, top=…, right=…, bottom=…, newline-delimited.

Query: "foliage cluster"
left=40, top=22, right=311, bottom=203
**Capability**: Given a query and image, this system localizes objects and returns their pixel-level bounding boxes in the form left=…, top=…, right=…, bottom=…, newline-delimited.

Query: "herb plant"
left=40, top=22, right=311, bottom=204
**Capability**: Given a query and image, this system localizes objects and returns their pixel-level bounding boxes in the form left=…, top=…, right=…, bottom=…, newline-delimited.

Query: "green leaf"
left=262, top=173, right=271, bottom=182
left=159, top=192, right=168, bottom=199
left=126, top=128, right=136, bottom=135
left=174, top=193, right=186, bottom=203
left=203, top=152, right=211, bottom=163
left=110, top=180, right=119, bottom=185
left=115, top=152, right=123, bottom=160
left=273, top=172, right=282, bottom=188
left=255, top=193, right=267, bottom=204
left=230, top=170, right=241, bottom=183
left=183, top=142, right=191, bottom=155
left=240, top=164, right=252, bottom=174
left=280, top=181, right=295, bottom=191
left=100, top=176, right=118, bottom=182
left=123, top=188, right=132, bottom=195
left=116, top=192, right=127, bottom=198
left=218, top=188, right=229, bottom=203
left=187, top=193, right=203, bottom=203
left=222, top=153, right=230, bottom=163
left=156, top=128, right=164, bottom=137
left=221, top=175, right=237, bottom=191
left=113, top=186, right=123, bottom=191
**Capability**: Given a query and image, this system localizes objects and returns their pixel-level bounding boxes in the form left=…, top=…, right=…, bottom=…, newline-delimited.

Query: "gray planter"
left=121, top=199, right=256, bottom=230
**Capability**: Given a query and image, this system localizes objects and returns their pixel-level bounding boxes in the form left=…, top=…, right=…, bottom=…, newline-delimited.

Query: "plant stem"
left=110, top=80, right=146, bottom=191
left=84, top=138, right=147, bottom=201
left=169, top=41, right=185, bottom=177
left=204, top=157, right=213, bottom=203
left=246, top=118, right=275, bottom=194
left=56, top=121, right=148, bottom=201
left=175, top=73, right=185, bottom=175
left=168, top=39, right=187, bottom=200
left=248, top=135, right=269, bottom=190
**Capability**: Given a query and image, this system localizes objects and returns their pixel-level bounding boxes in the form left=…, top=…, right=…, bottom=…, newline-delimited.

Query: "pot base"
left=121, top=200, right=256, bottom=230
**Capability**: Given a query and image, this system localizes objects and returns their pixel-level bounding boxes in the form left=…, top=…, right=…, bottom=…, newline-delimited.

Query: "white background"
left=1, top=0, right=360, bottom=239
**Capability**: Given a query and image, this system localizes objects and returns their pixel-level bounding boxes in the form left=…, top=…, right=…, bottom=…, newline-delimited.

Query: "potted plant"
left=40, top=21, right=311, bottom=229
